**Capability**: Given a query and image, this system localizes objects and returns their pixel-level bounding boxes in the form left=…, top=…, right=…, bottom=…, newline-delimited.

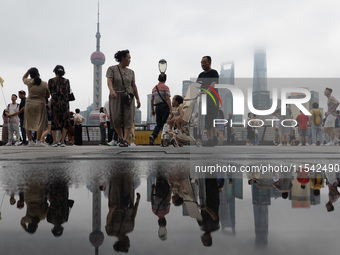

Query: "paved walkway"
left=0, top=145, right=339, bottom=164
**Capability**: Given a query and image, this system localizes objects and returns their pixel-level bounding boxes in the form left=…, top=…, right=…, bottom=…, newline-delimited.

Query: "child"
left=168, top=95, right=183, bottom=130
left=310, top=102, right=324, bottom=146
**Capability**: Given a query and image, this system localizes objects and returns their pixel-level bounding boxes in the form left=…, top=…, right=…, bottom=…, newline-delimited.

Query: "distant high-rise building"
left=309, top=91, right=319, bottom=110
left=89, top=4, right=105, bottom=124
left=253, top=50, right=267, bottom=92
left=182, top=80, right=191, bottom=97
left=289, top=89, right=311, bottom=119
left=252, top=50, right=270, bottom=110
left=147, top=94, right=156, bottom=123
left=252, top=91, right=271, bottom=109
left=135, top=107, right=142, bottom=124
left=219, top=62, right=235, bottom=118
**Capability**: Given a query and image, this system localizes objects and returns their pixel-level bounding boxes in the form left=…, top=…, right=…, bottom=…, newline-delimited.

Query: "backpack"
left=7, top=103, right=20, bottom=112
left=312, top=109, right=322, bottom=126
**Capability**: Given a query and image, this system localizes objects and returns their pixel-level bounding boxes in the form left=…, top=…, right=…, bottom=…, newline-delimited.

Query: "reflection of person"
left=46, top=181, right=74, bottom=237
left=149, top=74, right=171, bottom=145
left=151, top=175, right=171, bottom=240
left=325, top=171, right=340, bottom=212
left=310, top=172, right=324, bottom=196
left=20, top=183, right=48, bottom=234
left=106, top=50, right=141, bottom=147
left=48, top=65, right=71, bottom=147
left=168, top=173, right=202, bottom=221
left=297, top=167, right=310, bottom=189
left=22, top=68, right=50, bottom=147
left=105, top=173, right=141, bottom=253
left=273, top=172, right=293, bottom=199
left=197, top=178, right=220, bottom=247
left=196, top=56, right=219, bottom=147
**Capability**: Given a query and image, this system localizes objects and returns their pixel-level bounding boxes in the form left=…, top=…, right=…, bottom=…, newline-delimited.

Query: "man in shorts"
left=324, top=88, right=339, bottom=146
left=296, top=110, right=309, bottom=146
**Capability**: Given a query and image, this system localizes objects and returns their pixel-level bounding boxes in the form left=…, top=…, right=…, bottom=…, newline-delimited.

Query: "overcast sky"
left=1, top=0, right=340, bottom=120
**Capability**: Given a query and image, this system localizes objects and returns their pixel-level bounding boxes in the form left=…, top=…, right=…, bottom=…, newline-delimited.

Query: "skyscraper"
left=219, top=62, right=242, bottom=121
left=89, top=2, right=105, bottom=123
left=147, top=94, right=156, bottom=124
left=253, top=50, right=267, bottom=92
left=252, top=50, right=270, bottom=109
left=182, top=80, right=191, bottom=97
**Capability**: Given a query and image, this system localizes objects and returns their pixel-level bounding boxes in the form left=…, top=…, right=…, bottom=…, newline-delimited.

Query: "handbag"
left=69, top=92, right=75, bottom=102
left=117, top=66, right=134, bottom=106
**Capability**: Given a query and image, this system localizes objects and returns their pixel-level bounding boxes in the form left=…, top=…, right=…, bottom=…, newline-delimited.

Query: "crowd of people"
left=268, top=88, right=340, bottom=147
left=1, top=65, right=85, bottom=147
left=1, top=52, right=340, bottom=147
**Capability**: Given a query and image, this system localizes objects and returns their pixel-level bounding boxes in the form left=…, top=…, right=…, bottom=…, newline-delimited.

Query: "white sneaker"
left=297, top=143, right=302, bottom=146
left=311, top=143, right=316, bottom=146
left=14, top=142, right=20, bottom=146
left=60, top=143, right=66, bottom=147
left=305, top=143, right=310, bottom=146
left=35, top=141, right=46, bottom=147
left=130, top=143, right=136, bottom=147
left=107, top=140, right=116, bottom=146
left=277, top=144, right=283, bottom=146
left=51, top=142, right=59, bottom=147
left=326, top=141, right=335, bottom=146
left=28, top=141, right=35, bottom=147
left=5, top=142, right=12, bottom=146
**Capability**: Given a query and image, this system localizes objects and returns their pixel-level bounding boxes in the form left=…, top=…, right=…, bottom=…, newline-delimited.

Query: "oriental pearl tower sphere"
left=89, top=3, right=105, bottom=124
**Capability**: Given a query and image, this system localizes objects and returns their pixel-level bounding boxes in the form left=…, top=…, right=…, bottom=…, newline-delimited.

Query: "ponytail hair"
left=29, top=67, right=42, bottom=85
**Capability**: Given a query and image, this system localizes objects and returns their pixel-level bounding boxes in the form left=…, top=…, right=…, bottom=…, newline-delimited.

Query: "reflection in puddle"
left=0, top=160, right=339, bottom=254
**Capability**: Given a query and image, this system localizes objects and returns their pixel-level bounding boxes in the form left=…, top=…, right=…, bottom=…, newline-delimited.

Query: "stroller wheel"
left=195, top=139, right=203, bottom=147
left=162, top=140, right=169, bottom=147
left=171, top=138, right=178, bottom=147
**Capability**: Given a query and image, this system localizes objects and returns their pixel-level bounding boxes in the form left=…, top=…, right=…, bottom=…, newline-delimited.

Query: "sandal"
left=119, top=140, right=129, bottom=147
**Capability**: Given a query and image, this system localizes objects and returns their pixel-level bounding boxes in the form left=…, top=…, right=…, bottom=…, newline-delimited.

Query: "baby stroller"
left=161, top=83, right=202, bottom=147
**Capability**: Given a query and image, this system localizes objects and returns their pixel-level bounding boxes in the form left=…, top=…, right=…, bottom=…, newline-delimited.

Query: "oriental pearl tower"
left=89, top=2, right=105, bottom=123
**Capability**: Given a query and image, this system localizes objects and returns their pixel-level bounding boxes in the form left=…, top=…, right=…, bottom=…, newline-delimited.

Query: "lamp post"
left=158, top=59, right=167, bottom=74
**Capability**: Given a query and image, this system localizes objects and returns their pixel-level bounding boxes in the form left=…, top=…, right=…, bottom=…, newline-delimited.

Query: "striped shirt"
left=152, top=82, right=170, bottom=105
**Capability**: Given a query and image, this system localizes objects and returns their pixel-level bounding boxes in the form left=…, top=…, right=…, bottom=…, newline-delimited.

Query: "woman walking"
left=22, top=68, right=50, bottom=147
left=106, top=50, right=141, bottom=147
left=48, top=65, right=71, bottom=147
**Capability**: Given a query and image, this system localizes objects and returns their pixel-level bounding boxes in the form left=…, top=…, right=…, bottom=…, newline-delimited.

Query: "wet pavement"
left=0, top=145, right=340, bottom=254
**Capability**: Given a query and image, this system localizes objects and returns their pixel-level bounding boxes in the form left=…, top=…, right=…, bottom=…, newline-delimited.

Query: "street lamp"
left=158, top=59, right=167, bottom=74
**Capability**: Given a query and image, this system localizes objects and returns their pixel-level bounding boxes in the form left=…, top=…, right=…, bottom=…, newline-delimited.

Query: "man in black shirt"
left=197, top=56, right=219, bottom=146
left=18, top=90, right=27, bottom=145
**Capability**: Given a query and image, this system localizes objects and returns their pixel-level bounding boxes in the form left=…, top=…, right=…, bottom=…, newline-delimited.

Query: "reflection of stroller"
left=161, top=83, right=202, bottom=147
